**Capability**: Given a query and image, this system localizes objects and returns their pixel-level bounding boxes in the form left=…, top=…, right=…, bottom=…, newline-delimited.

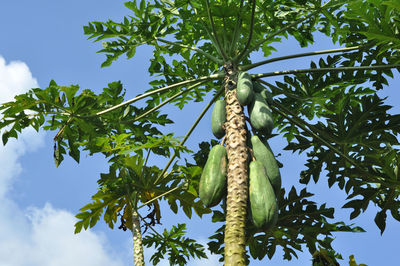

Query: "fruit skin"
left=249, top=92, right=273, bottom=135
left=249, top=160, right=278, bottom=229
left=211, top=99, right=227, bottom=139
left=236, top=72, right=254, bottom=106
left=252, top=81, right=264, bottom=93
left=253, top=81, right=273, bottom=105
left=199, top=145, right=227, bottom=207
left=251, top=135, right=281, bottom=193
left=253, top=81, right=272, bottom=104
left=260, top=89, right=273, bottom=105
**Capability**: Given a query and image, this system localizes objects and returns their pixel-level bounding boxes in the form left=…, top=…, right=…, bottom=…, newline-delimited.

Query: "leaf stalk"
left=271, top=101, right=400, bottom=188
left=155, top=37, right=223, bottom=64
left=86, top=74, right=223, bottom=118
left=204, top=0, right=228, bottom=61
left=252, top=64, right=400, bottom=79
left=240, top=46, right=362, bottom=71
left=124, top=81, right=207, bottom=123
left=137, top=183, right=182, bottom=210
left=235, top=0, right=257, bottom=63
left=234, top=0, right=336, bottom=63
left=155, top=87, right=224, bottom=184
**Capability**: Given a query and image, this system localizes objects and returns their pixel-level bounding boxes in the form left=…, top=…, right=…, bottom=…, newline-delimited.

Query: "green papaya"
left=260, top=89, right=273, bottom=105
left=249, top=92, right=273, bottom=135
left=211, top=99, right=226, bottom=139
left=252, top=81, right=264, bottom=93
left=251, top=135, right=281, bottom=193
left=253, top=82, right=273, bottom=104
left=249, top=160, right=278, bottom=229
left=199, top=145, right=227, bottom=207
left=236, top=72, right=254, bottom=106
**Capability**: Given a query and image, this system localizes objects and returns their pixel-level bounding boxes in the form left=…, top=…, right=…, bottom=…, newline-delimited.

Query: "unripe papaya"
left=199, top=145, right=227, bottom=207
left=237, top=72, right=254, bottom=106
left=260, top=89, right=273, bottom=105
left=249, top=93, right=273, bottom=135
left=211, top=99, right=226, bottom=139
left=251, top=135, right=281, bottom=193
left=249, top=160, right=278, bottom=229
left=253, top=81, right=273, bottom=105
left=252, top=81, right=264, bottom=93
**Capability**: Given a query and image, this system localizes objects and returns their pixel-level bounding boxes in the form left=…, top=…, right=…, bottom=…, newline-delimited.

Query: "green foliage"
left=75, top=154, right=211, bottom=233
left=312, top=248, right=341, bottom=266
left=207, top=187, right=364, bottom=262
left=346, top=0, right=400, bottom=62
left=280, top=90, right=400, bottom=232
left=0, top=80, right=181, bottom=166
left=142, top=223, right=207, bottom=265
left=75, top=190, right=122, bottom=234
left=2, top=0, right=400, bottom=263
left=349, top=254, right=367, bottom=266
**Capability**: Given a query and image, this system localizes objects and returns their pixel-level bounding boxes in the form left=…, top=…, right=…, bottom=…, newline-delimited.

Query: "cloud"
left=0, top=56, right=42, bottom=198
left=0, top=127, right=46, bottom=198
left=0, top=201, right=124, bottom=266
left=0, top=56, right=125, bottom=266
left=0, top=56, right=39, bottom=103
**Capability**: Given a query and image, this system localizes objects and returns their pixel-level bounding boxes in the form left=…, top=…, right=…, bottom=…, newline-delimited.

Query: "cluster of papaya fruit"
left=199, top=71, right=281, bottom=230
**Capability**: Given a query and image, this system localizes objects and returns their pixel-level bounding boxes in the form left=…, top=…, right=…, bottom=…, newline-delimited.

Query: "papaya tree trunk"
left=132, top=210, right=145, bottom=266
left=223, top=63, right=249, bottom=265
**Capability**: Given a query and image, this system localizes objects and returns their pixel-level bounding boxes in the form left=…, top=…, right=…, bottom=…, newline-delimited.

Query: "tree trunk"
left=223, top=64, right=249, bottom=265
left=132, top=210, right=145, bottom=266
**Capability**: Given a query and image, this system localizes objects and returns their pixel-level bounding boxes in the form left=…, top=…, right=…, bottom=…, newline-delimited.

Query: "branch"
left=86, top=73, right=223, bottom=118
left=235, top=0, right=257, bottom=63
left=137, top=183, right=182, bottom=210
left=204, top=0, right=228, bottom=61
left=54, top=117, right=73, bottom=141
left=234, top=0, right=335, bottom=62
left=229, top=0, right=245, bottom=56
left=252, top=64, right=400, bottom=79
left=142, top=150, right=151, bottom=176
left=239, top=46, right=362, bottom=71
left=270, top=101, right=400, bottom=188
left=137, top=212, right=163, bottom=238
left=187, top=1, right=223, bottom=58
left=154, top=87, right=224, bottom=184
left=155, top=37, right=223, bottom=64
left=122, top=81, right=207, bottom=123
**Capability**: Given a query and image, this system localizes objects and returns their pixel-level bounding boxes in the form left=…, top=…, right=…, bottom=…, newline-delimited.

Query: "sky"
left=1, top=1, right=400, bottom=266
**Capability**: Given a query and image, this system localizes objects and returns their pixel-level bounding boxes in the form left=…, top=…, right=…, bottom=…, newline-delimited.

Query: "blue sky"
left=1, top=1, right=400, bottom=265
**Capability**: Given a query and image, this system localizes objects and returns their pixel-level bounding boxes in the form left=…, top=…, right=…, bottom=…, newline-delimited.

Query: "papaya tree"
left=1, top=0, right=400, bottom=265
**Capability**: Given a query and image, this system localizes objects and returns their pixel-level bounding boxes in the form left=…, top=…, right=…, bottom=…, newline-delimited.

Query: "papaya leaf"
left=142, top=223, right=207, bottom=265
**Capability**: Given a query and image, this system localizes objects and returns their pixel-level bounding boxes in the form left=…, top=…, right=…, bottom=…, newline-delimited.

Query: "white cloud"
left=0, top=202, right=124, bottom=266
left=26, top=203, right=123, bottom=266
left=0, top=56, right=43, bottom=198
left=0, top=128, right=46, bottom=198
left=0, top=56, right=125, bottom=266
left=0, top=56, right=39, bottom=103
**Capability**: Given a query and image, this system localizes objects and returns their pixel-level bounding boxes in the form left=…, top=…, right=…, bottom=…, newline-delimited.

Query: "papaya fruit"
left=236, top=72, right=254, bottom=106
left=249, top=160, right=278, bottom=229
left=211, top=99, right=226, bottom=139
left=251, top=135, right=281, bottom=193
left=260, top=89, right=273, bottom=105
left=199, top=145, right=227, bottom=207
left=253, top=81, right=273, bottom=105
left=252, top=81, right=264, bottom=93
left=249, top=92, right=273, bottom=135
